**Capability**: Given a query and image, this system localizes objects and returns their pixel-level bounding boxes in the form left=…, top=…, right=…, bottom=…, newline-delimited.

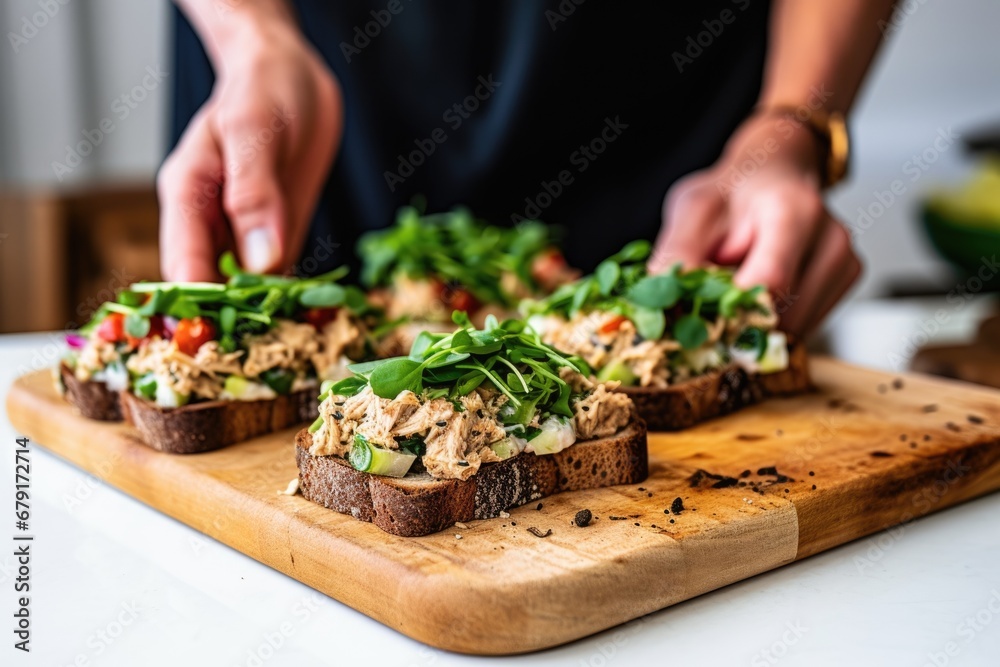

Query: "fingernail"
left=243, top=228, right=278, bottom=273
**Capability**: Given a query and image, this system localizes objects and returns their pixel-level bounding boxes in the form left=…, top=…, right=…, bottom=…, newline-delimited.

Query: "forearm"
left=173, top=0, right=299, bottom=67
left=757, top=0, right=896, bottom=113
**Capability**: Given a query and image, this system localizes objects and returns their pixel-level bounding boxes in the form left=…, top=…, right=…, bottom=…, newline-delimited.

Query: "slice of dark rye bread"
left=59, top=362, right=123, bottom=421
left=120, top=389, right=319, bottom=454
left=619, top=342, right=811, bottom=431
left=295, top=420, right=648, bottom=537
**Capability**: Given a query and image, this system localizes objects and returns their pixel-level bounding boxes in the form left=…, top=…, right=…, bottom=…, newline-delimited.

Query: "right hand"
left=158, top=20, right=343, bottom=281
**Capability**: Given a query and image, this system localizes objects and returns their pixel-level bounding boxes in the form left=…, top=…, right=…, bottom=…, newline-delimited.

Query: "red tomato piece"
left=174, top=317, right=217, bottom=356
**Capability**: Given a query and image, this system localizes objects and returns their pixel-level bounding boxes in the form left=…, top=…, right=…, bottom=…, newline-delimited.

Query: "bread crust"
left=120, top=389, right=318, bottom=454
left=60, top=362, right=123, bottom=421
left=295, top=420, right=648, bottom=536
left=620, top=342, right=811, bottom=431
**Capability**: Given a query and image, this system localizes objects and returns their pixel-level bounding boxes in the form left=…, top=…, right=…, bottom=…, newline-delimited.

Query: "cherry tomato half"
left=303, top=307, right=340, bottom=331
left=174, top=317, right=217, bottom=356
left=598, top=315, right=629, bottom=334
left=433, top=280, right=481, bottom=315
left=97, top=313, right=126, bottom=343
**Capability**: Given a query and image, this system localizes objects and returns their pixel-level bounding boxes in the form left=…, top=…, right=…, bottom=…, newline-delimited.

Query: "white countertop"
left=2, top=319, right=999, bottom=667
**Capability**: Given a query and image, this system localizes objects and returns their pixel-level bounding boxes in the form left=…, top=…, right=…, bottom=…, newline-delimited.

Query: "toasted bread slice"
left=120, top=389, right=318, bottom=454
left=620, top=342, right=811, bottom=431
left=295, top=420, right=648, bottom=536
left=60, top=362, right=123, bottom=421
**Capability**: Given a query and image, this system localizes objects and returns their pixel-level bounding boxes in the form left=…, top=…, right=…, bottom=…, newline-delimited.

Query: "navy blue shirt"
left=171, top=1, right=771, bottom=274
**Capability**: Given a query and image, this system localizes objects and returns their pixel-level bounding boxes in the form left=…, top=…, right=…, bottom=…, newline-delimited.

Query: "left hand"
left=650, top=113, right=861, bottom=337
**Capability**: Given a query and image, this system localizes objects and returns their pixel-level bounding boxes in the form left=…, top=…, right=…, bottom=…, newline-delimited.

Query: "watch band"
left=757, top=106, right=851, bottom=188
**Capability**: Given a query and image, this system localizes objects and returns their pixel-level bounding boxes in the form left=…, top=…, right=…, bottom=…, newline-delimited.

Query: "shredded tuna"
left=74, top=338, right=122, bottom=381
left=572, top=383, right=633, bottom=439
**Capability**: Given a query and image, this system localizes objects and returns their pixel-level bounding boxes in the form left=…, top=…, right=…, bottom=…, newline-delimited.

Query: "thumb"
left=650, top=178, right=726, bottom=273
left=219, top=116, right=287, bottom=274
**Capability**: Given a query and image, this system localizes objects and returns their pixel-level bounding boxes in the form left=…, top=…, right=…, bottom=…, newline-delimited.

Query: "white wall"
left=1, top=0, right=998, bottom=302
left=0, top=0, right=169, bottom=186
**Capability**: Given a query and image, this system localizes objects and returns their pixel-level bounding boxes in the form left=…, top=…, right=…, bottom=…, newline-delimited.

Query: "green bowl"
left=920, top=204, right=1000, bottom=291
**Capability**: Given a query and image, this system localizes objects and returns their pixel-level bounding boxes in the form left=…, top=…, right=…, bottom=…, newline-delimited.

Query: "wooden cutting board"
left=7, top=359, right=1000, bottom=655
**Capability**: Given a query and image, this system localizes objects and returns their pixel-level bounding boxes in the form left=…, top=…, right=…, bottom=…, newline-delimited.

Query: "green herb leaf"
left=368, top=358, right=424, bottom=399
left=124, top=312, right=150, bottom=339
left=626, top=274, right=681, bottom=310
left=595, top=260, right=620, bottom=296
left=629, top=306, right=666, bottom=341
left=298, top=284, right=346, bottom=308
left=734, top=327, right=768, bottom=360
left=674, top=314, right=709, bottom=350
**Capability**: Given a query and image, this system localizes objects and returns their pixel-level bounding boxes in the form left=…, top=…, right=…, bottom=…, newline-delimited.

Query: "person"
left=158, top=1, right=894, bottom=336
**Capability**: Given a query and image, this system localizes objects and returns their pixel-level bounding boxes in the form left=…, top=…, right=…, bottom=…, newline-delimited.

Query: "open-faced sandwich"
left=522, top=241, right=811, bottom=430
left=295, top=312, right=647, bottom=536
left=358, top=206, right=577, bottom=344
left=58, top=253, right=400, bottom=453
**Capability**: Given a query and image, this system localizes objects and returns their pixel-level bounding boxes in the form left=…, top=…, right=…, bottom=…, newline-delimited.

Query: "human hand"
left=650, top=113, right=861, bottom=336
left=158, top=17, right=342, bottom=281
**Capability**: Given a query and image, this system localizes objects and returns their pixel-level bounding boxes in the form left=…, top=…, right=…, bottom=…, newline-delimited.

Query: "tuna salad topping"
left=61, top=252, right=398, bottom=407
left=358, top=206, right=576, bottom=324
left=308, top=311, right=634, bottom=481
left=522, top=241, right=787, bottom=388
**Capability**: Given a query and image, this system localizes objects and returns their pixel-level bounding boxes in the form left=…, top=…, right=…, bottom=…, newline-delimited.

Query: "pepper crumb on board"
left=536, top=503, right=543, bottom=510
left=892, top=378, right=904, bottom=390
left=669, top=519, right=675, bottom=524
left=877, top=384, right=888, bottom=394
left=610, top=515, right=627, bottom=521
left=899, top=434, right=907, bottom=442
left=634, top=522, right=640, bottom=527
left=812, top=484, right=817, bottom=490
left=647, top=492, right=653, bottom=498
left=808, top=471, right=815, bottom=476
left=946, top=422, right=961, bottom=432
left=923, top=434, right=932, bottom=441
left=527, top=527, right=552, bottom=538
left=741, top=469, right=752, bottom=478
left=573, top=509, right=593, bottom=527
left=671, top=497, right=685, bottom=514
left=968, top=414, right=984, bottom=424
left=637, top=487, right=646, bottom=492
left=922, top=404, right=938, bottom=413
left=871, top=451, right=893, bottom=458
left=511, top=521, right=517, bottom=526
left=910, top=442, right=918, bottom=449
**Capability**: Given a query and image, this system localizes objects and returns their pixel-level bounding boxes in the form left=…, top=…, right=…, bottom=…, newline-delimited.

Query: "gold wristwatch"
left=761, top=106, right=851, bottom=189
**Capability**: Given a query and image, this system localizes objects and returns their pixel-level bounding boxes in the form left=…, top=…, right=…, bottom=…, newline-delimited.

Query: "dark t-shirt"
left=171, top=1, right=771, bottom=274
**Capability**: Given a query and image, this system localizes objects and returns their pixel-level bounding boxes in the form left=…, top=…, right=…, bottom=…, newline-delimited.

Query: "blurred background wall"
left=1, top=0, right=999, bottom=374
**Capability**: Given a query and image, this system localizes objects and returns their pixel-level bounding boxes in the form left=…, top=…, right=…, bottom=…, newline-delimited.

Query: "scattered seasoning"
left=899, top=434, right=907, bottom=442
left=510, top=521, right=517, bottom=526
left=647, top=492, right=653, bottom=498
left=812, top=484, right=817, bottom=490
left=871, top=451, right=893, bottom=458
left=637, top=487, right=646, bottom=492
left=968, top=414, right=984, bottom=424
left=737, top=433, right=765, bottom=441
left=738, top=481, right=747, bottom=487
left=923, top=434, right=932, bottom=441
left=581, top=406, right=590, bottom=412
left=332, top=411, right=344, bottom=420
left=435, top=420, right=447, bottom=427
left=946, top=422, right=961, bottom=432
left=808, top=471, right=815, bottom=477
left=757, top=466, right=794, bottom=483
left=609, top=515, right=627, bottom=521
left=669, top=519, right=675, bottom=524
left=634, top=522, right=640, bottom=527
left=922, top=404, right=938, bottom=413
left=877, top=383, right=888, bottom=394
left=688, top=469, right=740, bottom=489
left=651, top=525, right=658, bottom=529
left=535, top=503, right=543, bottom=510
left=671, top=497, right=685, bottom=515
left=892, top=378, right=904, bottom=390
left=910, top=443, right=918, bottom=449
left=741, top=470, right=752, bottom=478
left=527, top=527, right=552, bottom=538
left=573, top=509, right=593, bottom=527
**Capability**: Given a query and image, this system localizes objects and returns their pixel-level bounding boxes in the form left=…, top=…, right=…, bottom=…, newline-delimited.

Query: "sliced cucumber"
left=525, top=416, right=576, bottom=455
left=490, top=435, right=527, bottom=460
left=134, top=373, right=157, bottom=400
left=596, top=360, right=638, bottom=386
left=260, top=367, right=294, bottom=395
left=758, top=332, right=789, bottom=374
left=154, top=381, right=189, bottom=409
left=308, top=416, right=324, bottom=433
left=222, top=375, right=277, bottom=401
left=102, top=361, right=130, bottom=392
left=349, top=434, right=416, bottom=477
left=128, top=281, right=226, bottom=294
left=683, top=345, right=725, bottom=374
